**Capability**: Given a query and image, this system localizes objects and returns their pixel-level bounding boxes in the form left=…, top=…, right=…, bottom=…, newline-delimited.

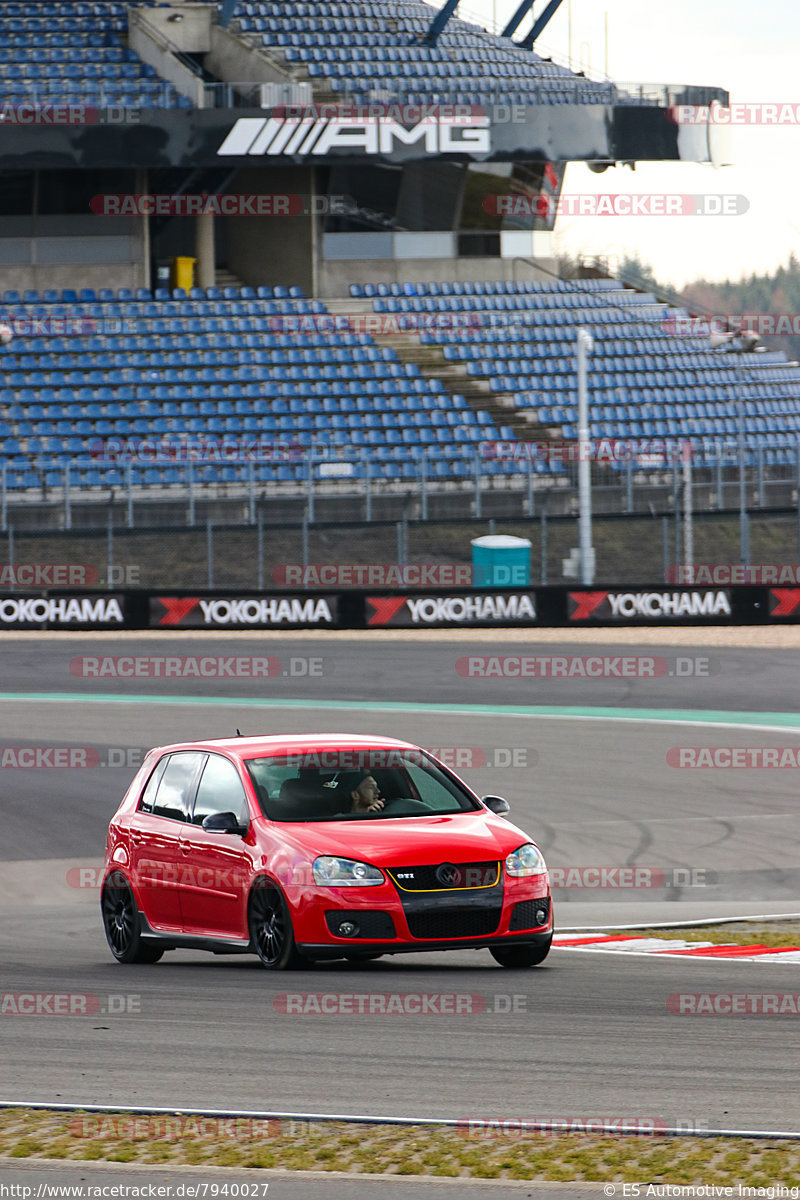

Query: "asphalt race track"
left=2, top=636, right=800, bottom=1142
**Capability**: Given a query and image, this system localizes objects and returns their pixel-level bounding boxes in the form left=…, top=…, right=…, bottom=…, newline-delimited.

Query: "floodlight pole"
left=737, top=355, right=750, bottom=565
left=576, top=326, right=594, bottom=585
left=683, top=442, right=693, bottom=568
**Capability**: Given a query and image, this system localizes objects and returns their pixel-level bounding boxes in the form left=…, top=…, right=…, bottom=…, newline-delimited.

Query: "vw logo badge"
left=435, top=863, right=460, bottom=886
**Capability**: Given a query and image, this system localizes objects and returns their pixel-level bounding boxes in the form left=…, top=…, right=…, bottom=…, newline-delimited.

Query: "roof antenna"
left=236, top=728, right=243, bottom=737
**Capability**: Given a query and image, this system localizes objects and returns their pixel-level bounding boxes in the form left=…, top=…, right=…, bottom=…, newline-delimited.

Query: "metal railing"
left=200, top=80, right=314, bottom=109
left=4, top=440, right=800, bottom=534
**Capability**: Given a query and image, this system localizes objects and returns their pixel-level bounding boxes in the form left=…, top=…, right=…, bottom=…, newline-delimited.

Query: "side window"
left=192, top=755, right=250, bottom=829
left=151, top=752, right=204, bottom=822
left=138, top=757, right=169, bottom=814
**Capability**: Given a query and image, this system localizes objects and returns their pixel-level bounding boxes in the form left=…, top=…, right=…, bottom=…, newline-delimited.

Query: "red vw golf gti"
left=101, top=735, right=553, bottom=970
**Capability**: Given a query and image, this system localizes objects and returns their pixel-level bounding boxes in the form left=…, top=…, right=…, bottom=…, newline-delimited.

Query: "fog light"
left=536, top=909, right=547, bottom=924
left=338, top=920, right=359, bottom=937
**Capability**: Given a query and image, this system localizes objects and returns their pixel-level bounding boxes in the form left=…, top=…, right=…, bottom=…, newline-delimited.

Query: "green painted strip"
left=0, top=692, right=799, bottom=730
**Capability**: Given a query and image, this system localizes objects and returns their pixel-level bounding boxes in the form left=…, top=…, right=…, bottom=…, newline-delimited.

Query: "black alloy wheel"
left=101, top=871, right=164, bottom=964
left=248, top=880, right=304, bottom=970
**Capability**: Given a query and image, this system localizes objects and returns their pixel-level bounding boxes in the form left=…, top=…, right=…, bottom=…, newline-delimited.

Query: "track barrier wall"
left=0, top=585, right=797, bottom=629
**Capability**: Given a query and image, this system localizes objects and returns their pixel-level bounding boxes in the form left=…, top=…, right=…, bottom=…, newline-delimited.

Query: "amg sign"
left=217, top=115, right=491, bottom=158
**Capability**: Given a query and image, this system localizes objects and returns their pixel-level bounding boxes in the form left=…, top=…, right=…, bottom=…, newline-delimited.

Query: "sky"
left=463, top=0, right=800, bottom=287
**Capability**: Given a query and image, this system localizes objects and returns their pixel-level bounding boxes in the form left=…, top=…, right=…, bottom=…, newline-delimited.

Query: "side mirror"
left=202, top=811, right=247, bottom=835
left=482, top=795, right=510, bottom=815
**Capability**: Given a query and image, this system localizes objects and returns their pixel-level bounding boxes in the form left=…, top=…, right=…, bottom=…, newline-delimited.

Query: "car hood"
left=266, top=811, right=537, bottom=867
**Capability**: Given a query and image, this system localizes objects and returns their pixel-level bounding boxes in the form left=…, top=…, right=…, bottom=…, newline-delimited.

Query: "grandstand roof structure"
left=0, top=0, right=728, bottom=169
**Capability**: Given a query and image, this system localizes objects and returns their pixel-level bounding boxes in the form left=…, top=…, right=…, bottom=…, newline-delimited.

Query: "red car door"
left=177, top=753, right=255, bottom=940
left=129, top=751, right=205, bottom=932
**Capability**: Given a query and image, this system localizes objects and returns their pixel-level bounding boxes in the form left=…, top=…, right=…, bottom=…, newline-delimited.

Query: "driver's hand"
left=367, top=799, right=385, bottom=811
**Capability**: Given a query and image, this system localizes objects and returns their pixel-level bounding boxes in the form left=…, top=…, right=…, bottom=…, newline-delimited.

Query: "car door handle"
left=180, top=842, right=193, bottom=855
left=130, top=831, right=144, bottom=845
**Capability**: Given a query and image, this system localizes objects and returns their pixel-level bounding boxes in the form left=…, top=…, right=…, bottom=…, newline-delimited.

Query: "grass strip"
left=0, top=1109, right=798, bottom=1183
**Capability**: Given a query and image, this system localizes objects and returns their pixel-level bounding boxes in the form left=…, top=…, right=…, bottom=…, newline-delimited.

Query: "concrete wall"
left=131, top=4, right=215, bottom=52
left=224, top=166, right=315, bottom=295
left=206, top=24, right=296, bottom=87
left=129, top=6, right=209, bottom=106
left=0, top=215, right=146, bottom=294
left=0, top=264, right=146, bottom=295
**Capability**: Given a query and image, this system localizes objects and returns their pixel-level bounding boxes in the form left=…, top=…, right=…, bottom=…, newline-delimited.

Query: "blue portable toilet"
left=471, top=534, right=532, bottom=588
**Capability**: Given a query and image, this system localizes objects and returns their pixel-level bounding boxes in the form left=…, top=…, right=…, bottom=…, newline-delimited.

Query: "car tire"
left=248, top=879, right=304, bottom=970
left=490, top=938, right=552, bottom=968
left=101, top=870, right=164, bottom=964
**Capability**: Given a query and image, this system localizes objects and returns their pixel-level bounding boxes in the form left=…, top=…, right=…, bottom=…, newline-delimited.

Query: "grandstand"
left=1, top=0, right=794, bottom=526
left=0, top=2, right=191, bottom=109
left=235, top=0, right=617, bottom=106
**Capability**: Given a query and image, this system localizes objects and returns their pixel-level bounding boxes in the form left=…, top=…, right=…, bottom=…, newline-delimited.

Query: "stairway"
left=347, top=320, right=563, bottom=443
left=214, top=267, right=248, bottom=290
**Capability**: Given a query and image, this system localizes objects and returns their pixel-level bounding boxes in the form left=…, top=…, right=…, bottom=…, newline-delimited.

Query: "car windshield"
left=245, top=748, right=481, bottom=822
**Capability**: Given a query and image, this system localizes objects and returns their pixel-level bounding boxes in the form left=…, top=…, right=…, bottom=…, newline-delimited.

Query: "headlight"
left=313, top=856, right=384, bottom=886
left=505, top=843, right=547, bottom=877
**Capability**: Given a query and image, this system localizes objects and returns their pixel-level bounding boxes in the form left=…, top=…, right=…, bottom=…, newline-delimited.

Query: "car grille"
left=406, top=907, right=502, bottom=940
left=388, top=861, right=500, bottom=891
left=508, top=898, right=550, bottom=931
left=325, top=911, right=396, bottom=939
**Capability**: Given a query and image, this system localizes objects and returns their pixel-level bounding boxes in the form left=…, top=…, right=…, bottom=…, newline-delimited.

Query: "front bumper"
left=297, top=928, right=554, bottom=959
left=292, top=874, right=552, bottom=954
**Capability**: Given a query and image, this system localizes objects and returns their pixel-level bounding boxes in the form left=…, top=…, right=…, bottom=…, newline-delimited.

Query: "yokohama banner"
left=150, top=594, right=340, bottom=628
left=0, top=587, right=783, bottom=630
left=0, top=593, right=127, bottom=628
left=567, top=589, right=734, bottom=622
left=365, top=592, right=538, bottom=627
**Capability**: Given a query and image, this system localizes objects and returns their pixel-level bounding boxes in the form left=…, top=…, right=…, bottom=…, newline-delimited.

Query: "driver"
left=337, top=770, right=385, bottom=814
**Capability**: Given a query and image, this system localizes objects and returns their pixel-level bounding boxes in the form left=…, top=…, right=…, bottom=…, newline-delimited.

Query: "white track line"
left=0, top=1101, right=798, bottom=1139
